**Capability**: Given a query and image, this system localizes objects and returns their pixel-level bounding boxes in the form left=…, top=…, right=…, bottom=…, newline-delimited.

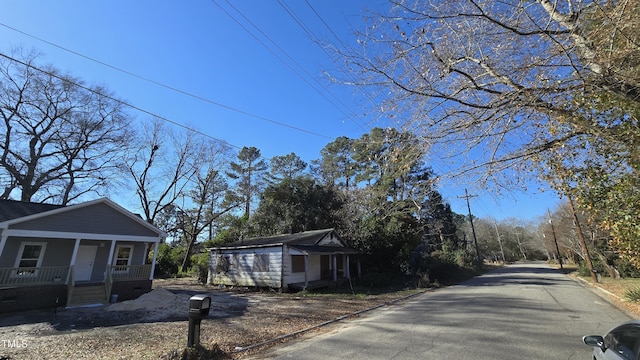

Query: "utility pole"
left=567, top=196, right=598, bottom=282
left=493, top=221, right=506, bottom=263
left=514, top=229, right=526, bottom=260
left=547, top=208, right=563, bottom=269
left=459, top=189, right=481, bottom=264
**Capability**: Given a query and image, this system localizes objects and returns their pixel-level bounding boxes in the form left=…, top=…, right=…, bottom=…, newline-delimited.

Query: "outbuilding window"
left=253, top=253, right=270, bottom=272
left=291, top=255, right=305, bottom=273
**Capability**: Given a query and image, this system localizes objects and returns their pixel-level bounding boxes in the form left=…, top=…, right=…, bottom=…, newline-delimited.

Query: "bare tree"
left=123, top=119, right=202, bottom=228
left=177, top=140, right=239, bottom=271
left=343, top=0, right=639, bottom=188
left=0, top=49, right=129, bottom=204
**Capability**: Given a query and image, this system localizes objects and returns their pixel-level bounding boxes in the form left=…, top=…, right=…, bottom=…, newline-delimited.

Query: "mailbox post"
left=188, top=294, right=211, bottom=347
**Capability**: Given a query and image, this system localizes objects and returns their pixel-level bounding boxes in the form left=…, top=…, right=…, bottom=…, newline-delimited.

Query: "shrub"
left=578, top=259, right=607, bottom=278
left=409, top=250, right=478, bottom=287
left=356, top=271, right=397, bottom=288
left=154, top=243, right=186, bottom=278
left=189, top=253, right=210, bottom=284
left=615, top=258, right=640, bottom=278
left=624, top=287, right=640, bottom=302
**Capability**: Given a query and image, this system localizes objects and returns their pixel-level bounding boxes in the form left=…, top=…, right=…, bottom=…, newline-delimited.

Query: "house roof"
left=0, top=199, right=64, bottom=222
left=224, top=228, right=339, bottom=247
left=209, top=228, right=359, bottom=255
left=289, top=245, right=359, bottom=255
left=0, top=197, right=167, bottom=240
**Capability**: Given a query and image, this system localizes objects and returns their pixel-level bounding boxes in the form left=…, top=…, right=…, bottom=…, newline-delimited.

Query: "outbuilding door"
left=320, top=255, right=331, bottom=280
left=75, top=245, right=97, bottom=281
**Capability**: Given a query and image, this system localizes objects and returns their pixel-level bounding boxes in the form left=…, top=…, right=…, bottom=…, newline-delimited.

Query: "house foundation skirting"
left=110, top=279, right=152, bottom=301
left=0, top=284, right=67, bottom=313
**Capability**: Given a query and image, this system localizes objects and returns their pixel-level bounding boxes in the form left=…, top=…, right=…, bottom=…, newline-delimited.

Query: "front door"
left=75, top=245, right=97, bottom=282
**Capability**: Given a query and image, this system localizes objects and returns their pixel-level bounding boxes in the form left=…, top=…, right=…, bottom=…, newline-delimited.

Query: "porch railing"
left=0, top=266, right=70, bottom=286
left=109, top=264, right=152, bottom=281
left=0, top=264, right=151, bottom=288
left=105, top=267, right=113, bottom=302
left=67, top=265, right=75, bottom=305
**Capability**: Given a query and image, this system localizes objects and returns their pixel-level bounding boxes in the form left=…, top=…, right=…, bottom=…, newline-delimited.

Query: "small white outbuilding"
left=207, top=228, right=359, bottom=291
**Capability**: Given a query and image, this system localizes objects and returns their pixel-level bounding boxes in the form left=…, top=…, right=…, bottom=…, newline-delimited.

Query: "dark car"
left=583, top=320, right=640, bottom=360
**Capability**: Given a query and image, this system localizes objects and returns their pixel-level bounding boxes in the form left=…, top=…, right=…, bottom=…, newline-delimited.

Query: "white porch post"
left=149, top=241, right=159, bottom=280
left=67, top=238, right=81, bottom=285
left=346, top=255, right=351, bottom=279
left=332, top=255, right=337, bottom=281
left=106, top=239, right=116, bottom=272
left=0, top=233, right=8, bottom=259
left=304, top=255, right=309, bottom=288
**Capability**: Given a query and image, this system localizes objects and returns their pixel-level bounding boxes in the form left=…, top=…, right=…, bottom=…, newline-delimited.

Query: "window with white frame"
left=14, top=242, right=47, bottom=277
left=113, top=245, right=133, bottom=272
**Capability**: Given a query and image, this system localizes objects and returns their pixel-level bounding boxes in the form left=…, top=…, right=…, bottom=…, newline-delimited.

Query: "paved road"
left=260, top=262, right=632, bottom=360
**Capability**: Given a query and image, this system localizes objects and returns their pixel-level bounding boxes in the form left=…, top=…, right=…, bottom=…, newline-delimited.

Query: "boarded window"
left=215, top=255, right=229, bottom=273
left=253, top=254, right=270, bottom=272
left=291, top=255, right=305, bottom=273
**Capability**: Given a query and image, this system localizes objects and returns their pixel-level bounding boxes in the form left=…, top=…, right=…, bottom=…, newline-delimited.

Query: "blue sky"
left=0, top=1, right=560, bottom=222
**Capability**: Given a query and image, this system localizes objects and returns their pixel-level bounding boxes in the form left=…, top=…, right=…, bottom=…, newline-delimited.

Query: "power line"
left=210, top=0, right=368, bottom=132
left=304, top=0, right=348, bottom=50
left=0, top=51, right=243, bottom=151
left=0, top=21, right=335, bottom=140
left=274, top=0, right=374, bottom=130
left=282, top=0, right=384, bottom=130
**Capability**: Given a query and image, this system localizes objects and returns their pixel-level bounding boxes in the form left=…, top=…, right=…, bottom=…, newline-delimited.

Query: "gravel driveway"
left=0, top=278, right=415, bottom=360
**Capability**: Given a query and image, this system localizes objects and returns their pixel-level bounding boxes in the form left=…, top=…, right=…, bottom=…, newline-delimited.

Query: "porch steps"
left=67, top=285, right=108, bottom=307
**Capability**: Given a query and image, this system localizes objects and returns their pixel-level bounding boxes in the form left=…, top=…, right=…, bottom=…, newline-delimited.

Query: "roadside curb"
left=570, top=274, right=637, bottom=319
left=572, top=275, right=623, bottom=301
left=233, top=289, right=429, bottom=354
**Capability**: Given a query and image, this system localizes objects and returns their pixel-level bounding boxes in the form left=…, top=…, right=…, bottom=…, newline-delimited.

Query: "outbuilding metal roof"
left=210, top=228, right=359, bottom=255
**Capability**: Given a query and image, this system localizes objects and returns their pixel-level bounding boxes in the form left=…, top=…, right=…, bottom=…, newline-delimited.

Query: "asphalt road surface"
left=260, top=262, right=633, bottom=360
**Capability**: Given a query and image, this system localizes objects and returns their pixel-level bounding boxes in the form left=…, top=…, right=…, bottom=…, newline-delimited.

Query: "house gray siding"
left=209, top=246, right=283, bottom=288
left=0, top=237, right=74, bottom=267
left=42, top=239, right=74, bottom=266
left=0, top=238, right=20, bottom=266
left=10, top=203, right=156, bottom=237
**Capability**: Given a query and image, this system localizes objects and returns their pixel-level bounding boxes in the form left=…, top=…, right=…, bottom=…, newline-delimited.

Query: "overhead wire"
left=0, top=51, right=244, bottom=151
left=0, top=21, right=334, bottom=140
left=210, top=0, right=368, bottom=132
left=286, top=0, right=384, bottom=129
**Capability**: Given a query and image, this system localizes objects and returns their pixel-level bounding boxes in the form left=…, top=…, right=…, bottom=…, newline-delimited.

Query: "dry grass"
left=556, top=262, right=640, bottom=317
left=582, top=275, right=640, bottom=317
left=0, top=278, right=422, bottom=360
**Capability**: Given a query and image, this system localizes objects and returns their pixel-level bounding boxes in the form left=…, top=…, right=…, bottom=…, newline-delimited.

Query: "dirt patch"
left=0, top=278, right=419, bottom=360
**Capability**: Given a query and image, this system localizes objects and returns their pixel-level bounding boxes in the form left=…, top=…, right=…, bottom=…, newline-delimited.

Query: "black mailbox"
left=187, top=294, right=211, bottom=347
left=189, top=294, right=211, bottom=319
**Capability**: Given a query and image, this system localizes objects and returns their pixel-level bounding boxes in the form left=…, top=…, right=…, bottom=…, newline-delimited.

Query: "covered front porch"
left=0, top=235, right=159, bottom=308
left=286, top=245, right=360, bottom=291
left=0, top=262, right=156, bottom=307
